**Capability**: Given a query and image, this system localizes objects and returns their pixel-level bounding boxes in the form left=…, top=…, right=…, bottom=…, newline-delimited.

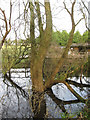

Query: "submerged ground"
left=0, top=68, right=89, bottom=119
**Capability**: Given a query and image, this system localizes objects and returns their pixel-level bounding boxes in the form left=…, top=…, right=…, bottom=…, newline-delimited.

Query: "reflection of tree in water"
left=0, top=73, right=89, bottom=118
left=1, top=74, right=31, bottom=118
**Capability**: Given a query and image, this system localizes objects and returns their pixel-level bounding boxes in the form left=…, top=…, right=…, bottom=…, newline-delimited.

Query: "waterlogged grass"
left=60, top=111, right=88, bottom=119
left=60, top=101, right=89, bottom=119
left=60, top=112, right=76, bottom=118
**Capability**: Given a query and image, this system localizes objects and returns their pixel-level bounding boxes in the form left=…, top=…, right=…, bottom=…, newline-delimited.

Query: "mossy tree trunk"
left=29, top=0, right=52, bottom=117
left=30, top=0, right=52, bottom=92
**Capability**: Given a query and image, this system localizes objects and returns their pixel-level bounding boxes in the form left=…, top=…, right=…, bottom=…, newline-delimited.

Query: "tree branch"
left=66, top=79, right=90, bottom=87
left=46, top=88, right=67, bottom=113
left=63, top=81, right=86, bottom=103
left=5, top=74, right=29, bottom=100
left=0, top=1, right=12, bottom=49
left=63, top=2, right=71, bottom=16
left=46, top=88, right=84, bottom=105
left=45, top=0, right=76, bottom=86
left=75, top=17, right=84, bottom=26
left=35, top=1, right=43, bottom=37
left=81, top=0, right=90, bottom=14
left=71, top=0, right=76, bottom=15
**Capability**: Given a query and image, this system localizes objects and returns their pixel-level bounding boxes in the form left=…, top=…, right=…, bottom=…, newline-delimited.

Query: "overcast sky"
left=0, top=0, right=89, bottom=40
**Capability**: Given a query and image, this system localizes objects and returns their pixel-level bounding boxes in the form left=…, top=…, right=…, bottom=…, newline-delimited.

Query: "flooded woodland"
left=0, top=68, right=89, bottom=119
left=0, top=51, right=90, bottom=119
left=0, top=0, right=90, bottom=119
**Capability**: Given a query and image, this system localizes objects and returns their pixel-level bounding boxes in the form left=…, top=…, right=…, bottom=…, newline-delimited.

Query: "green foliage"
left=52, top=30, right=88, bottom=46
left=52, top=31, right=61, bottom=44
left=2, top=38, right=31, bottom=73
left=60, top=101, right=89, bottom=119
left=61, top=30, right=69, bottom=46
left=2, top=41, right=16, bottom=74
left=82, top=31, right=88, bottom=43
left=52, top=30, right=69, bottom=46
left=73, top=31, right=82, bottom=43
left=60, top=111, right=76, bottom=118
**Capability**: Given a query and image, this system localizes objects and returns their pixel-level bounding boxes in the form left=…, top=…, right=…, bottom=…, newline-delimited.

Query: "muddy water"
left=0, top=68, right=89, bottom=118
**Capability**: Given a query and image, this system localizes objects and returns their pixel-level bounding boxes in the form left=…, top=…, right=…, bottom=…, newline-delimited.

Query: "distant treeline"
left=52, top=30, right=88, bottom=46
left=2, top=30, right=88, bottom=71
left=4, top=30, right=88, bottom=47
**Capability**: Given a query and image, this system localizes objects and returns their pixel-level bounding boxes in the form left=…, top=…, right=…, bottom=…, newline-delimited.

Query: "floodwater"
left=0, top=68, right=89, bottom=119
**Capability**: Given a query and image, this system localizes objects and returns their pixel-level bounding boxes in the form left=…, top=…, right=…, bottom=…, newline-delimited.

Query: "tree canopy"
left=52, top=30, right=88, bottom=46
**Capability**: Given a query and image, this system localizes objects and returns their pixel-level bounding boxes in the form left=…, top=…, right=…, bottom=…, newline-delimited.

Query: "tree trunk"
left=31, top=91, right=46, bottom=118
left=31, top=59, right=44, bottom=92
left=29, top=1, right=52, bottom=117
left=30, top=0, right=52, bottom=92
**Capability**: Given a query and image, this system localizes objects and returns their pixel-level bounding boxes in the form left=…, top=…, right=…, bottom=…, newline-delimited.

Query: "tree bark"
left=29, top=1, right=52, bottom=117
left=29, top=1, right=44, bottom=92
left=63, top=81, right=86, bottom=103
left=30, top=1, right=52, bottom=92
left=31, top=91, right=46, bottom=118
left=45, top=0, right=76, bottom=88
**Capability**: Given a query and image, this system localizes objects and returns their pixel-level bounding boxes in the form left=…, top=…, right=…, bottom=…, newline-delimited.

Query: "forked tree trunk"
left=30, top=0, right=52, bottom=92
left=29, top=1, right=52, bottom=117
left=29, top=0, right=86, bottom=118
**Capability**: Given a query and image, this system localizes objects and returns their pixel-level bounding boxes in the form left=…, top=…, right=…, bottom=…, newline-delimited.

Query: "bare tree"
left=2, top=0, right=89, bottom=118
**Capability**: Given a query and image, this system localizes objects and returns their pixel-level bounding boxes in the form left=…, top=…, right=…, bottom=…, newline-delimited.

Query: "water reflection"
left=0, top=68, right=89, bottom=118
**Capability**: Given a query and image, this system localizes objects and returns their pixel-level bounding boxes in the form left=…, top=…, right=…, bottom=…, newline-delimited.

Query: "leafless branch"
left=80, top=0, right=90, bottom=31
left=0, top=8, right=8, bottom=31
left=63, top=2, right=71, bottom=16
left=81, top=0, right=90, bottom=14
left=0, top=27, right=4, bottom=37
left=80, top=3, right=90, bottom=31
left=71, top=0, right=76, bottom=15
left=75, top=17, right=84, bottom=26
left=0, top=0, right=12, bottom=49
